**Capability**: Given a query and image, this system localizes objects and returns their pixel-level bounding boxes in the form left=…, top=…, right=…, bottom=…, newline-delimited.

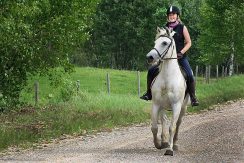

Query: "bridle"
left=153, top=35, right=177, bottom=60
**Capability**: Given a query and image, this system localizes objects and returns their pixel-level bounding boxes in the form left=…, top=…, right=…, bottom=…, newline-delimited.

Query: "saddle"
left=179, top=66, right=188, bottom=81
left=151, top=65, right=188, bottom=88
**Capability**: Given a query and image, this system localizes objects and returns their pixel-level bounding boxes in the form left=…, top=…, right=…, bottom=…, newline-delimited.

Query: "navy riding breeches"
left=148, top=64, right=159, bottom=79
left=178, top=57, right=194, bottom=83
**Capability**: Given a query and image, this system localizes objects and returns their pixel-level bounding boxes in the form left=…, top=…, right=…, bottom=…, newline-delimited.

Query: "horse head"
left=146, top=27, right=176, bottom=64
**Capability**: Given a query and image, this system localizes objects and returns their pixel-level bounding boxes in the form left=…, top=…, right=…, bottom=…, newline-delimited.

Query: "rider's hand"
left=177, top=52, right=183, bottom=59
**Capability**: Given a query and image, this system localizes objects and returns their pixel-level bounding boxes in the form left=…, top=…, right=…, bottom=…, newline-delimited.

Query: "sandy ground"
left=1, top=100, right=244, bottom=163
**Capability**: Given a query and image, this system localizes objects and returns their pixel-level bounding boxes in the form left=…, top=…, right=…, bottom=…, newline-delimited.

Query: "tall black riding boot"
left=140, top=65, right=159, bottom=101
left=187, top=81, right=199, bottom=106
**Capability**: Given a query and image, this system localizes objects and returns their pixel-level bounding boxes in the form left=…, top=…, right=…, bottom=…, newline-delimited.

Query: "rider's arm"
left=180, top=26, right=192, bottom=55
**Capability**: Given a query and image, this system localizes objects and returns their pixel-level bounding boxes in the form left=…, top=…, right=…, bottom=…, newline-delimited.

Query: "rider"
left=140, top=5, right=199, bottom=106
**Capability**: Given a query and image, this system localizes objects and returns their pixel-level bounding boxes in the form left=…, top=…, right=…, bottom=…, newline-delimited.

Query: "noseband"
left=153, top=35, right=177, bottom=60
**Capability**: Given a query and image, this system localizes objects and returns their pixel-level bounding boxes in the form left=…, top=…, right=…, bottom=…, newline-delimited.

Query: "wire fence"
left=33, top=64, right=242, bottom=105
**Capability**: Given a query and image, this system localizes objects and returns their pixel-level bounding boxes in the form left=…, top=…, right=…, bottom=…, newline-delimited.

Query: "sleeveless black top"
left=165, top=23, right=185, bottom=54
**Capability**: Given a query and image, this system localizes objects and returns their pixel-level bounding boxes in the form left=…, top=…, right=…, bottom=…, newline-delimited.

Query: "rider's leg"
left=178, top=57, right=199, bottom=106
left=140, top=65, right=159, bottom=101
left=187, top=80, right=199, bottom=106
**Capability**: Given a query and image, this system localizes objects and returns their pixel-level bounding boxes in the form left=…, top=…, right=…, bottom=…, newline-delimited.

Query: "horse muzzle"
left=147, top=56, right=154, bottom=64
left=146, top=49, right=158, bottom=64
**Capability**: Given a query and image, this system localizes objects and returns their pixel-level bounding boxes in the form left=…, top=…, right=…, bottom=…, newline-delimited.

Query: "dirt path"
left=1, top=100, right=244, bottom=162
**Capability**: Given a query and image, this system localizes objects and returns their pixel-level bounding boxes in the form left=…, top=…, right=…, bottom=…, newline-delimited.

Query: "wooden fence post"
left=195, top=65, right=198, bottom=82
left=106, top=73, right=110, bottom=95
left=34, top=81, right=39, bottom=106
left=208, top=65, right=211, bottom=83
left=205, top=65, right=209, bottom=84
left=236, top=64, right=239, bottom=75
left=205, top=65, right=207, bottom=83
left=137, top=71, right=140, bottom=97
left=76, top=80, right=80, bottom=93
left=216, top=65, right=219, bottom=79
left=222, top=66, right=225, bottom=77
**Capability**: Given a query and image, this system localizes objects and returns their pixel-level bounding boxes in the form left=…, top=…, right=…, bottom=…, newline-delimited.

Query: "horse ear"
left=166, top=27, right=176, bottom=37
left=157, top=27, right=161, bottom=33
left=170, top=31, right=176, bottom=37
left=165, top=27, right=170, bottom=36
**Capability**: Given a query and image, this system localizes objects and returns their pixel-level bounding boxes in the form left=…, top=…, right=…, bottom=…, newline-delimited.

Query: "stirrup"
left=191, top=99, right=199, bottom=106
left=140, top=92, right=152, bottom=101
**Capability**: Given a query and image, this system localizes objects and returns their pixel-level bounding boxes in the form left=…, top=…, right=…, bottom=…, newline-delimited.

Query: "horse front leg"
left=160, top=109, right=169, bottom=149
left=173, top=95, right=190, bottom=150
left=165, top=102, right=181, bottom=156
left=151, top=103, right=162, bottom=149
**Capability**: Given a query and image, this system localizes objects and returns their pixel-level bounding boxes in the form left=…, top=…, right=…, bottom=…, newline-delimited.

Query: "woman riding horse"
left=140, top=6, right=199, bottom=106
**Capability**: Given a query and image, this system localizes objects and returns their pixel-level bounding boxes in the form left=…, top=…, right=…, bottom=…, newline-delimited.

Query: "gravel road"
left=1, top=100, right=244, bottom=163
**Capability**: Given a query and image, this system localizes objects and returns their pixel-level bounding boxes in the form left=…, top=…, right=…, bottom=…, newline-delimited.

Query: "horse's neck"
left=160, top=60, right=179, bottom=70
left=156, top=39, right=181, bottom=80
left=159, top=60, right=181, bottom=79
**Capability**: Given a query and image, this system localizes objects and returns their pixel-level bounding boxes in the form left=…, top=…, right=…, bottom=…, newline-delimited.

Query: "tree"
left=85, top=0, right=173, bottom=70
left=197, top=0, right=244, bottom=75
left=82, top=0, right=204, bottom=70
left=0, top=0, right=98, bottom=107
left=177, top=0, right=202, bottom=67
left=224, top=3, right=244, bottom=75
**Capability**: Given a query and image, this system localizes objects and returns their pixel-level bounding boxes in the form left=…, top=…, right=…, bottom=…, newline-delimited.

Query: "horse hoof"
left=164, top=149, right=174, bottom=156
left=155, top=146, right=162, bottom=149
left=161, top=142, right=169, bottom=149
left=154, top=140, right=162, bottom=149
left=173, top=144, right=179, bottom=151
left=154, top=143, right=162, bottom=150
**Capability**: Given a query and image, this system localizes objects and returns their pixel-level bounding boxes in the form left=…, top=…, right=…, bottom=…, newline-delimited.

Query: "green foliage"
left=0, top=0, right=99, bottom=107
left=224, top=3, right=244, bottom=65
left=197, top=0, right=244, bottom=65
left=78, top=0, right=205, bottom=69
left=84, top=0, right=170, bottom=70
left=59, top=79, right=77, bottom=102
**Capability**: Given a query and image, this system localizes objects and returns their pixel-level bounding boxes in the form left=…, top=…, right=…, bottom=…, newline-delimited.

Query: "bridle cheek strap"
left=153, top=36, right=177, bottom=60
left=153, top=48, right=162, bottom=58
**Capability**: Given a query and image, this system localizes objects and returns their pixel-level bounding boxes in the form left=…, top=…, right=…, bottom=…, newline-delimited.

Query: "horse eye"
left=162, top=41, right=167, bottom=45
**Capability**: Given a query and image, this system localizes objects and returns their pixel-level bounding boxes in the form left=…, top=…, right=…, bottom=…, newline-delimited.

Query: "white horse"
left=146, top=27, right=190, bottom=156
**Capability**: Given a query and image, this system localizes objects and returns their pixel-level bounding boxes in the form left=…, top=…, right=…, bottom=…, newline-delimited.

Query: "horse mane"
left=155, top=27, right=171, bottom=40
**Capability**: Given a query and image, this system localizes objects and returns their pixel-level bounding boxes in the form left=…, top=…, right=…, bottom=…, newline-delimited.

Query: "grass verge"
left=0, top=93, right=150, bottom=152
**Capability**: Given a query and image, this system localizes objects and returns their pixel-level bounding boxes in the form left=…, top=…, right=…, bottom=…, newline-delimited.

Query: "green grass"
left=70, top=67, right=148, bottom=95
left=0, top=93, right=150, bottom=151
left=0, top=67, right=244, bottom=152
left=19, top=67, right=147, bottom=105
left=191, top=75, right=244, bottom=111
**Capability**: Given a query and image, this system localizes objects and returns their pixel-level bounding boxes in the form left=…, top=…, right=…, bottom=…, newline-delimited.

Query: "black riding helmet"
left=167, top=6, right=180, bottom=15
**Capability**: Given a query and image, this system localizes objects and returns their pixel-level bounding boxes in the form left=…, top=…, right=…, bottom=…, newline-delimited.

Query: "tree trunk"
left=229, top=40, right=234, bottom=76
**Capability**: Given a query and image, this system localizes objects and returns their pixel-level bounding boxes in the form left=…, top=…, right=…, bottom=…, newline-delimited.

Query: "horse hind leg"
left=151, top=104, right=162, bottom=149
left=173, top=104, right=187, bottom=151
left=172, top=119, right=181, bottom=151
